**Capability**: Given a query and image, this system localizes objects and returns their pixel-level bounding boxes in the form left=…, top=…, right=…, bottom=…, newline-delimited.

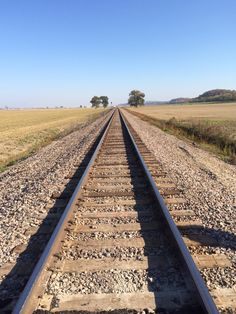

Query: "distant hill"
left=169, top=89, right=236, bottom=104
left=193, top=89, right=236, bottom=102
left=144, top=101, right=168, bottom=106
left=169, top=98, right=192, bottom=104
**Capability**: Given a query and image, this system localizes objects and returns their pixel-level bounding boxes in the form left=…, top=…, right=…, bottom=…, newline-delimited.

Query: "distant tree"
left=90, top=96, right=101, bottom=108
left=80, top=105, right=83, bottom=108
left=128, top=90, right=145, bottom=107
left=100, top=96, right=109, bottom=108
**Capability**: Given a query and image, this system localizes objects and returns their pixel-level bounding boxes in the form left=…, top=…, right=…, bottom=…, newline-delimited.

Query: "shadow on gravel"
left=178, top=224, right=236, bottom=251
left=0, top=119, right=110, bottom=313
left=34, top=121, right=203, bottom=314
left=119, top=119, right=203, bottom=314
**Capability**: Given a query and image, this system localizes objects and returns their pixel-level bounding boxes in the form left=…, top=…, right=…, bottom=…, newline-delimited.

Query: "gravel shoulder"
left=0, top=112, right=110, bottom=270
left=123, top=109, right=236, bottom=233
left=123, top=109, right=236, bottom=293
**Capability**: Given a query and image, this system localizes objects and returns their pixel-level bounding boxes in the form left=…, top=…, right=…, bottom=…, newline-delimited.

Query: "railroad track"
left=12, top=109, right=219, bottom=313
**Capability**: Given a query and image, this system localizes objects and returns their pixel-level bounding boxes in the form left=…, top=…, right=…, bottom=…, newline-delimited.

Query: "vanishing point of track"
left=13, top=109, right=218, bottom=313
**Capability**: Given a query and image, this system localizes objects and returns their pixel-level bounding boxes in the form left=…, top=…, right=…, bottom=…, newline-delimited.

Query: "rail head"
left=119, top=109, right=219, bottom=314
left=13, top=109, right=116, bottom=314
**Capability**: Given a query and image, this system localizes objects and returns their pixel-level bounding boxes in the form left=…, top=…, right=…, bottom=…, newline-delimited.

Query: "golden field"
left=128, top=102, right=236, bottom=121
left=0, top=108, right=105, bottom=171
left=128, top=103, right=236, bottom=163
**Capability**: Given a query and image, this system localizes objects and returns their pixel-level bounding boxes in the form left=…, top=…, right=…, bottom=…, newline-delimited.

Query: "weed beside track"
left=128, top=109, right=236, bottom=164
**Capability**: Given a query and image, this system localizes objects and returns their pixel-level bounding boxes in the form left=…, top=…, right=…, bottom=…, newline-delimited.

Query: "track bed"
left=13, top=110, right=218, bottom=313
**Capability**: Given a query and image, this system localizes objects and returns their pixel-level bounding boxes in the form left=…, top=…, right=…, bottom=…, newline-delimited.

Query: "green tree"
left=90, top=96, right=101, bottom=108
left=128, top=90, right=145, bottom=107
left=100, top=96, right=109, bottom=108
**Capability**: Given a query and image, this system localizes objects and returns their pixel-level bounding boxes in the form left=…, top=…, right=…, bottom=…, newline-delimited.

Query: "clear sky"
left=0, top=0, right=236, bottom=107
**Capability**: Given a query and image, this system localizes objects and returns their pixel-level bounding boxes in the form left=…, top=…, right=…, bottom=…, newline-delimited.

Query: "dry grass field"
left=129, top=102, right=236, bottom=120
left=128, top=103, right=236, bottom=163
left=0, top=108, right=105, bottom=171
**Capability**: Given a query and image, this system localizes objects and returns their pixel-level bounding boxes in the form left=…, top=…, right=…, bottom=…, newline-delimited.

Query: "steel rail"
left=13, top=110, right=115, bottom=314
left=119, top=109, right=219, bottom=314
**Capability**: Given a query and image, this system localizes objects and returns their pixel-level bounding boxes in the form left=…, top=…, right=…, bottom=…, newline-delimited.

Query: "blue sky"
left=0, top=0, right=236, bottom=107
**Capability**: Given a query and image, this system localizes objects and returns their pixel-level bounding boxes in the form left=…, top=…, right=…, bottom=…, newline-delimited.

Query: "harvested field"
left=128, top=103, right=236, bottom=120
left=128, top=103, right=236, bottom=163
left=0, top=108, right=106, bottom=171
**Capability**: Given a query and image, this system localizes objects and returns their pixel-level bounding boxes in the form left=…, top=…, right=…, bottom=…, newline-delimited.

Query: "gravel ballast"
left=67, top=230, right=161, bottom=241
left=77, top=204, right=155, bottom=213
left=123, top=109, right=236, bottom=292
left=123, top=110, right=236, bottom=232
left=62, top=246, right=163, bottom=260
left=47, top=268, right=185, bottom=295
left=1, top=108, right=235, bottom=313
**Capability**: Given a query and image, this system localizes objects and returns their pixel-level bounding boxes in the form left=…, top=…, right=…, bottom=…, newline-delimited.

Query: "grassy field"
left=128, top=103, right=236, bottom=164
left=0, top=108, right=106, bottom=171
